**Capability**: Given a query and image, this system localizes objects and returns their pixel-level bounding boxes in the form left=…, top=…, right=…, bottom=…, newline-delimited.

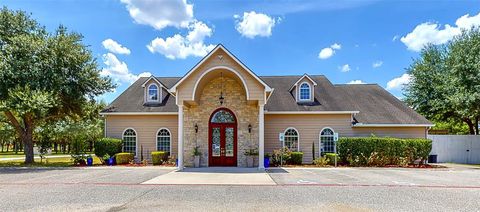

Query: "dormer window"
left=148, top=84, right=159, bottom=102
left=299, top=83, right=311, bottom=101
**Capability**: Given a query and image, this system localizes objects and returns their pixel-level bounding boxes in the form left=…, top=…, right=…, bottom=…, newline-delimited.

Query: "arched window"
left=148, top=84, right=158, bottom=101
left=122, top=128, right=137, bottom=155
left=284, top=128, right=299, bottom=151
left=210, top=109, right=236, bottom=123
left=299, top=83, right=310, bottom=101
left=157, top=128, right=171, bottom=153
left=320, top=128, right=335, bottom=156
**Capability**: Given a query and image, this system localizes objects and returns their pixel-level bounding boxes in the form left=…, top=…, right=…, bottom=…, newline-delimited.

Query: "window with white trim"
left=157, top=129, right=171, bottom=153
left=123, top=129, right=136, bottom=155
left=320, top=128, right=335, bottom=156
left=299, top=83, right=310, bottom=101
left=284, top=128, right=299, bottom=151
left=148, top=84, right=159, bottom=101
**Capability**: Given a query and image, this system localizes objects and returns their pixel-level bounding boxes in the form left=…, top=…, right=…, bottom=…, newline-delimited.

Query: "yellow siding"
left=105, top=115, right=178, bottom=160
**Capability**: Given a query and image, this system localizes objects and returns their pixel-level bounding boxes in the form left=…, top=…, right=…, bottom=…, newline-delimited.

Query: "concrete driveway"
left=0, top=165, right=479, bottom=211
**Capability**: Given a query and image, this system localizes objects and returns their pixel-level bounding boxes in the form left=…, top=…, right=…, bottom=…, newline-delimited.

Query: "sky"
left=3, top=0, right=480, bottom=103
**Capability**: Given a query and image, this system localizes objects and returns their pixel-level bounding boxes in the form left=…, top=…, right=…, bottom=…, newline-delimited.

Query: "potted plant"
left=244, top=148, right=258, bottom=168
left=193, top=146, right=201, bottom=168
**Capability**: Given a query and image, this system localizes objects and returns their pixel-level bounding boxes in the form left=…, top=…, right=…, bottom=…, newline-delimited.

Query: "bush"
left=313, top=157, right=329, bottom=167
left=151, top=151, right=167, bottom=165
left=289, top=152, right=304, bottom=165
left=116, top=153, right=134, bottom=165
left=325, top=153, right=338, bottom=165
left=271, top=147, right=291, bottom=166
left=338, top=137, right=432, bottom=166
left=94, top=138, right=122, bottom=161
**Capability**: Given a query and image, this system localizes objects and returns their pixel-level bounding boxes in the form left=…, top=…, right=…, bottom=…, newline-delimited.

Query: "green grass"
left=0, top=155, right=103, bottom=167
left=0, top=151, right=94, bottom=158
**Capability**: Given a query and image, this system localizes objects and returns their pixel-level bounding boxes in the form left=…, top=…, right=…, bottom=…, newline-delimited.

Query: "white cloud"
left=318, top=43, right=342, bottom=59
left=386, top=73, right=411, bottom=90
left=120, top=0, right=193, bottom=30
left=372, top=61, right=383, bottom=68
left=234, top=11, right=279, bottom=39
left=100, top=53, right=147, bottom=84
left=347, top=80, right=366, bottom=84
left=102, top=39, right=131, bottom=55
left=339, top=64, right=351, bottom=72
left=147, top=21, right=215, bottom=59
left=138, top=72, right=152, bottom=78
left=392, top=35, right=399, bottom=41
left=401, top=12, right=480, bottom=51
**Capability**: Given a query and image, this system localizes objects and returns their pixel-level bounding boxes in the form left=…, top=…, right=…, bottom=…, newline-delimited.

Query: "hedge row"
left=94, top=138, right=122, bottom=159
left=337, top=137, right=432, bottom=166
left=151, top=151, right=168, bottom=165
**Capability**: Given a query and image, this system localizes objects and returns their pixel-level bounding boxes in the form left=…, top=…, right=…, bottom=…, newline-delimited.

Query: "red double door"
left=209, top=123, right=237, bottom=166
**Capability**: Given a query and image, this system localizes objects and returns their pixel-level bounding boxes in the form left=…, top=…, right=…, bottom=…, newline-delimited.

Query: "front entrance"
left=209, top=108, right=237, bottom=166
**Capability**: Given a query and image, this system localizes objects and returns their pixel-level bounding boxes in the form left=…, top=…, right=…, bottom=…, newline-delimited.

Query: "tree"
left=0, top=7, right=114, bottom=164
left=404, top=28, right=480, bottom=134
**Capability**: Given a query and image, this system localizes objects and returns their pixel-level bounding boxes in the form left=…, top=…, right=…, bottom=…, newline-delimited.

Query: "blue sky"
left=3, top=0, right=480, bottom=103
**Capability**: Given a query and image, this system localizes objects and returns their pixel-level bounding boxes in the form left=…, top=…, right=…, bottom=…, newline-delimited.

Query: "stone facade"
left=183, top=77, right=259, bottom=167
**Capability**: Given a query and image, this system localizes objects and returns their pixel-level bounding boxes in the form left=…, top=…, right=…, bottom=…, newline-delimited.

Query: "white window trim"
left=122, top=128, right=138, bottom=156
left=319, top=127, right=335, bottom=157
left=146, top=83, right=161, bottom=103
left=156, top=127, right=172, bottom=153
left=298, top=82, right=311, bottom=101
left=283, top=127, right=300, bottom=152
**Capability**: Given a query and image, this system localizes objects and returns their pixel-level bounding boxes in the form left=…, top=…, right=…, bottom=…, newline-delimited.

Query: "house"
left=101, top=44, right=433, bottom=169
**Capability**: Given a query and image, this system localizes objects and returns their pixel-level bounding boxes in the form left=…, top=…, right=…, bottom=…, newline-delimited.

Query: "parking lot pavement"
left=267, top=167, right=480, bottom=187
left=1, top=166, right=479, bottom=211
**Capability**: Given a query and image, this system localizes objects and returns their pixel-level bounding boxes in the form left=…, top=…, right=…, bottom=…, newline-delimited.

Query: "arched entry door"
left=209, top=108, right=237, bottom=166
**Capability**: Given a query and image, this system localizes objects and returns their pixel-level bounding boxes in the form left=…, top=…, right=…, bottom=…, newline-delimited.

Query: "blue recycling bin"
left=87, top=157, right=93, bottom=166
left=264, top=157, right=270, bottom=168
left=108, top=157, right=115, bottom=166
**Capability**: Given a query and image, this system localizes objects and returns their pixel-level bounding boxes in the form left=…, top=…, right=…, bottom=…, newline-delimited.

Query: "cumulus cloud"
left=100, top=53, right=150, bottom=84
left=386, top=73, right=411, bottom=90
left=401, top=12, right=480, bottom=51
left=147, top=21, right=215, bottom=59
left=120, top=0, right=193, bottom=30
left=234, top=11, right=279, bottom=39
left=372, top=61, right=383, bottom=68
left=102, top=39, right=131, bottom=55
left=339, top=64, right=351, bottom=72
left=347, top=80, right=366, bottom=84
left=318, top=43, right=341, bottom=59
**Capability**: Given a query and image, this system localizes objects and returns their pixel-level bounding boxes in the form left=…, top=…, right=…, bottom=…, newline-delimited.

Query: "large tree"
left=404, top=28, right=480, bottom=134
left=0, top=7, right=114, bottom=164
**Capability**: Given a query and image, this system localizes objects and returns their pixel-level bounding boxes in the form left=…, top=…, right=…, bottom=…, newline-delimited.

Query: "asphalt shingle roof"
left=103, top=75, right=431, bottom=125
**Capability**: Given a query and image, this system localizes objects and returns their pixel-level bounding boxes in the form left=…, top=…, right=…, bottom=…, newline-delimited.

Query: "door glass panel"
left=212, top=127, right=221, bottom=157
left=225, top=127, right=234, bottom=157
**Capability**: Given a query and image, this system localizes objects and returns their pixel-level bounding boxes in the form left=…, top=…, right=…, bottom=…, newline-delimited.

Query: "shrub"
left=95, top=138, right=122, bottom=162
left=289, top=152, right=303, bottom=165
left=271, top=147, right=291, bottom=166
left=151, top=151, right=167, bottom=165
left=313, top=157, right=329, bottom=167
left=325, top=153, right=338, bottom=165
left=116, top=153, right=134, bottom=165
left=338, top=137, right=432, bottom=166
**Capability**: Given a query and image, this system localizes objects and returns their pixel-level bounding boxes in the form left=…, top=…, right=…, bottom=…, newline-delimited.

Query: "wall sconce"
left=195, top=124, right=198, bottom=133
left=248, top=124, right=252, bottom=133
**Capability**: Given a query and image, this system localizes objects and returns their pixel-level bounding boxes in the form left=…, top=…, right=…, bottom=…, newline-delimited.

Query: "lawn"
left=0, top=155, right=103, bottom=167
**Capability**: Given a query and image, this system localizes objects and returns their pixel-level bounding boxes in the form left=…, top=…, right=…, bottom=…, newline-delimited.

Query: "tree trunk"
left=4, top=111, right=35, bottom=164
left=464, top=118, right=475, bottom=135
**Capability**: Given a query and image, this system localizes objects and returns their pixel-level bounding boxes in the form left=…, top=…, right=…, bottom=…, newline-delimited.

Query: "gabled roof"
left=141, top=75, right=167, bottom=88
left=168, top=44, right=272, bottom=93
left=102, top=75, right=432, bottom=125
left=288, top=74, right=318, bottom=91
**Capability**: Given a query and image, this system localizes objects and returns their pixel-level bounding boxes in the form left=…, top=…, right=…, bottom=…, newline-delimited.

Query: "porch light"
left=195, top=124, right=198, bottom=133
left=248, top=124, right=252, bottom=133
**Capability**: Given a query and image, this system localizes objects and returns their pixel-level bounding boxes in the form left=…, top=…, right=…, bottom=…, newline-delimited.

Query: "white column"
left=177, top=105, right=184, bottom=170
left=258, top=104, right=265, bottom=170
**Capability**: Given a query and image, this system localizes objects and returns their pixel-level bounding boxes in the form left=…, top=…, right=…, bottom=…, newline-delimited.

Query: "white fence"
left=428, top=135, right=480, bottom=164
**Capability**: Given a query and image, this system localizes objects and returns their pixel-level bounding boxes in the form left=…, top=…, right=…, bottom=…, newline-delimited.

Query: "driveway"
left=0, top=165, right=479, bottom=211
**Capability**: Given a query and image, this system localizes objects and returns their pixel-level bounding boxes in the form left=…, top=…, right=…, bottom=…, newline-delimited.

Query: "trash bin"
left=428, top=155, right=437, bottom=163
left=108, top=157, right=115, bottom=166
left=87, top=157, right=93, bottom=166
left=264, top=157, right=270, bottom=169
